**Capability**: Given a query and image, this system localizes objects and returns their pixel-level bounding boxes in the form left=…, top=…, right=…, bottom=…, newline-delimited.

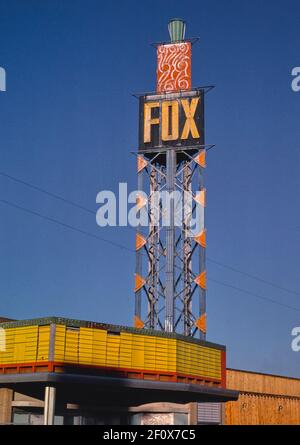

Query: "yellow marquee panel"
left=0, top=321, right=223, bottom=384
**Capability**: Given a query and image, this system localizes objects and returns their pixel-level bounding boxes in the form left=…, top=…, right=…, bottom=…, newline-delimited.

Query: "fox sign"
left=139, top=90, right=204, bottom=151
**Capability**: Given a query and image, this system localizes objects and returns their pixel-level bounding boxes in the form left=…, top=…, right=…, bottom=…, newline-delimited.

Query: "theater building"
left=0, top=316, right=237, bottom=425
left=0, top=317, right=299, bottom=425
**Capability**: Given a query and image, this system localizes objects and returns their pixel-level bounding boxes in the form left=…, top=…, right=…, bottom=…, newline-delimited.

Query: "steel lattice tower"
left=134, top=20, right=211, bottom=339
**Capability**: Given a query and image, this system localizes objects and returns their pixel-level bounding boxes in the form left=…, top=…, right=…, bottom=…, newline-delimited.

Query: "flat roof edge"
left=0, top=316, right=226, bottom=350
left=227, top=367, right=300, bottom=382
left=0, top=372, right=238, bottom=403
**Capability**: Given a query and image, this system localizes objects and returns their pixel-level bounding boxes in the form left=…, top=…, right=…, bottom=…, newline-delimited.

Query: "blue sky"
left=0, top=0, right=300, bottom=377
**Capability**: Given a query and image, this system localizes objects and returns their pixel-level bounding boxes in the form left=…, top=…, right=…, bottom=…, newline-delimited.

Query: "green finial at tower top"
left=168, top=18, right=186, bottom=42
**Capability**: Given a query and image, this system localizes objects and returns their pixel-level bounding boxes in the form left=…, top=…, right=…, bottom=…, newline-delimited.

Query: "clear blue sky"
left=0, top=0, right=300, bottom=377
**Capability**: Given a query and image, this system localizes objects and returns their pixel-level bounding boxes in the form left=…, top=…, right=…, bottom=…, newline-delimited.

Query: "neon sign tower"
left=134, top=20, right=212, bottom=338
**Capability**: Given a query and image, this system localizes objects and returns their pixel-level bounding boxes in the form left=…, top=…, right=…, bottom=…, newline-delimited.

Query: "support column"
left=183, top=162, right=192, bottom=336
left=135, top=165, right=143, bottom=324
left=148, top=166, right=157, bottom=328
left=0, top=388, right=13, bottom=424
left=44, top=386, right=56, bottom=425
left=199, top=163, right=206, bottom=340
left=165, top=148, right=176, bottom=332
left=187, top=402, right=198, bottom=425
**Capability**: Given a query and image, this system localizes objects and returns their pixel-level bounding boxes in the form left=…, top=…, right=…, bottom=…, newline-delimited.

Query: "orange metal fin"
left=137, top=155, right=148, bottom=173
left=194, top=150, right=206, bottom=168
left=195, top=313, right=207, bottom=333
left=194, top=229, right=206, bottom=248
left=136, top=233, right=147, bottom=251
left=136, top=193, right=147, bottom=210
left=194, top=189, right=206, bottom=207
left=134, top=316, right=145, bottom=329
left=194, top=271, right=206, bottom=290
left=134, top=273, right=146, bottom=292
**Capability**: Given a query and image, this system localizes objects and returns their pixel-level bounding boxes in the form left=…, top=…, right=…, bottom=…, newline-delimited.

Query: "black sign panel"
left=139, top=89, right=204, bottom=151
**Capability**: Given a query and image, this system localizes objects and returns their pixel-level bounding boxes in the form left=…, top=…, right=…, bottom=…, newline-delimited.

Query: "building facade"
left=0, top=316, right=237, bottom=425
left=224, top=369, right=300, bottom=425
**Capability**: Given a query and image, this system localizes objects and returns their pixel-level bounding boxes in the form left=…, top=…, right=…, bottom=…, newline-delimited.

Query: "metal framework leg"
left=165, top=148, right=176, bottom=332
left=134, top=148, right=207, bottom=338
